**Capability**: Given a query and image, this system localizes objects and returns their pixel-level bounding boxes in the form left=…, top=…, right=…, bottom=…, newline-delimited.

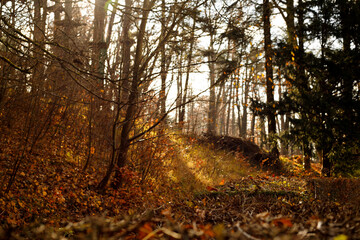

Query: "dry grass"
left=165, top=134, right=257, bottom=195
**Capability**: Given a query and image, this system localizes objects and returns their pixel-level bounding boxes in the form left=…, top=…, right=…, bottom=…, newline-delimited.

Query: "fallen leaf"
left=206, top=186, right=218, bottom=192
left=272, top=218, right=293, bottom=228
left=334, top=234, right=348, bottom=240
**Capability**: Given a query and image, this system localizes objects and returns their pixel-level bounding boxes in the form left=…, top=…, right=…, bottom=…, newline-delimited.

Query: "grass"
left=165, top=133, right=257, bottom=195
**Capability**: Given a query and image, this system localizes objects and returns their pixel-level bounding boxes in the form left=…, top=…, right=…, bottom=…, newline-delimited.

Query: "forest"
left=0, top=0, right=359, bottom=238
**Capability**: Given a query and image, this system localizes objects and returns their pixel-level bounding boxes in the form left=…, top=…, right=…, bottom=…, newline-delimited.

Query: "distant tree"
left=179, top=5, right=198, bottom=130
left=199, top=1, right=218, bottom=135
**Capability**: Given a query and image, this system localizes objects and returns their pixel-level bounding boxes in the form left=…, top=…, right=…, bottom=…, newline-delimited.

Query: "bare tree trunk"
left=278, top=75, right=289, bottom=155
left=219, top=86, right=227, bottom=135
left=231, top=84, right=236, bottom=136
left=176, top=51, right=183, bottom=125
left=250, top=84, right=258, bottom=142
left=303, top=140, right=311, bottom=170
left=83, top=96, right=94, bottom=171
left=111, top=0, right=156, bottom=189
left=159, top=0, right=167, bottom=118
left=120, top=0, right=132, bottom=104
left=321, top=147, right=331, bottom=177
left=250, top=115, right=255, bottom=142
left=263, top=0, right=277, bottom=153
left=241, top=74, right=249, bottom=138
left=105, top=0, right=118, bottom=47
left=179, top=17, right=196, bottom=130
left=225, top=80, right=233, bottom=135
left=32, top=0, right=46, bottom=91
left=235, top=72, right=242, bottom=136
left=260, top=116, right=266, bottom=149
left=92, top=0, right=107, bottom=79
left=207, top=34, right=216, bottom=135
left=338, top=0, right=353, bottom=145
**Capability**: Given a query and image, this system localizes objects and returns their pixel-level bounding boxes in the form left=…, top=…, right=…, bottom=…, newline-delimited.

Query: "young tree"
left=106, top=0, right=158, bottom=189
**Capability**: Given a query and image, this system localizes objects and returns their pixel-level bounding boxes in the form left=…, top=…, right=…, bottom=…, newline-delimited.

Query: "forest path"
left=149, top=134, right=360, bottom=239
left=166, top=134, right=258, bottom=194
left=163, top=133, right=322, bottom=207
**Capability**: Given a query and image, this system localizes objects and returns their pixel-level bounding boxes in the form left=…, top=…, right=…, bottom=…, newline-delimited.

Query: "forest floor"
left=1, top=132, right=360, bottom=239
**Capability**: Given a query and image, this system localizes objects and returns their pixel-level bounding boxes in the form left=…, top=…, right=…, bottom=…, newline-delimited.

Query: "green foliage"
left=274, top=0, right=360, bottom=176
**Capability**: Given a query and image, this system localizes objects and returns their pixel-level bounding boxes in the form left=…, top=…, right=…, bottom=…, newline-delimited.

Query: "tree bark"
left=241, top=76, right=249, bottom=138
left=159, top=0, right=167, bottom=118
left=120, top=0, right=132, bottom=104
left=179, top=17, right=196, bottom=130
left=92, top=0, right=107, bottom=79
left=338, top=0, right=353, bottom=139
left=225, top=80, right=233, bottom=135
left=303, top=140, right=311, bottom=170
left=32, top=0, right=46, bottom=92
left=263, top=0, right=277, bottom=146
left=207, top=33, right=217, bottom=135
left=111, top=0, right=155, bottom=189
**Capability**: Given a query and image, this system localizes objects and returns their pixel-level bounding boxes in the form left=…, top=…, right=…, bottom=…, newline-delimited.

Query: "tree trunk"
left=179, top=17, right=196, bottom=130
left=32, top=0, right=46, bottom=92
left=321, top=151, right=331, bottom=177
left=286, top=0, right=296, bottom=47
left=225, top=80, right=233, bottom=135
left=231, top=84, right=236, bottom=136
left=219, top=86, right=228, bottom=135
left=241, top=77, right=249, bottom=138
left=96, top=0, right=126, bottom=189
left=250, top=115, right=255, bottom=142
left=92, top=0, right=107, bottom=79
left=120, top=0, right=133, bottom=104
left=207, top=33, right=216, bottom=135
left=338, top=0, right=353, bottom=141
left=263, top=0, right=276, bottom=135
left=176, top=51, right=183, bottom=125
left=298, top=0, right=311, bottom=170
left=111, top=0, right=155, bottom=189
left=159, top=0, right=167, bottom=118
left=303, top=140, right=311, bottom=170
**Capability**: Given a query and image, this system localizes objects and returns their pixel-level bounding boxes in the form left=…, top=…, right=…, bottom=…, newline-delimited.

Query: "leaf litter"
left=1, top=134, right=360, bottom=239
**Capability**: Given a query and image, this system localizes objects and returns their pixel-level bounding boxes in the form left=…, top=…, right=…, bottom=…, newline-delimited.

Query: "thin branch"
left=0, top=55, right=31, bottom=73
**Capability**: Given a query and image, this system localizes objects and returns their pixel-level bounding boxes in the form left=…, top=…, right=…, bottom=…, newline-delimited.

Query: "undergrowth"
left=1, top=130, right=360, bottom=239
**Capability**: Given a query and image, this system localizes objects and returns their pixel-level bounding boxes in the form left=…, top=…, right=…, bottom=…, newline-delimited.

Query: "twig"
left=235, top=222, right=261, bottom=240
left=143, top=227, right=182, bottom=240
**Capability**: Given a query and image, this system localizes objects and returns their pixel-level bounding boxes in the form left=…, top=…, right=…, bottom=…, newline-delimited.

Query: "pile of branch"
left=198, top=134, right=260, bottom=156
left=197, top=134, right=284, bottom=173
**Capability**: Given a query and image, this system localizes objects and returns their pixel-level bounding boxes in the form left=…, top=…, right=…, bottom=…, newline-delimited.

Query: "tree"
left=92, top=0, right=107, bottom=79
left=179, top=7, right=197, bottom=130
left=280, top=0, right=360, bottom=176
left=98, top=0, right=194, bottom=189
left=159, top=0, right=167, bottom=118
left=263, top=0, right=277, bottom=154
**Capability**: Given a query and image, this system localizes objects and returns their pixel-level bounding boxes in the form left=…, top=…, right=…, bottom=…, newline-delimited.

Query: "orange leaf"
left=161, top=208, right=171, bottom=217
left=219, top=179, right=225, bottom=185
left=138, top=222, right=153, bottom=239
left=90, top=147, right=95, bottom=154
left=272, top=218, right=293, bottom=228
left=206, top=186, right=218, bottom=192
